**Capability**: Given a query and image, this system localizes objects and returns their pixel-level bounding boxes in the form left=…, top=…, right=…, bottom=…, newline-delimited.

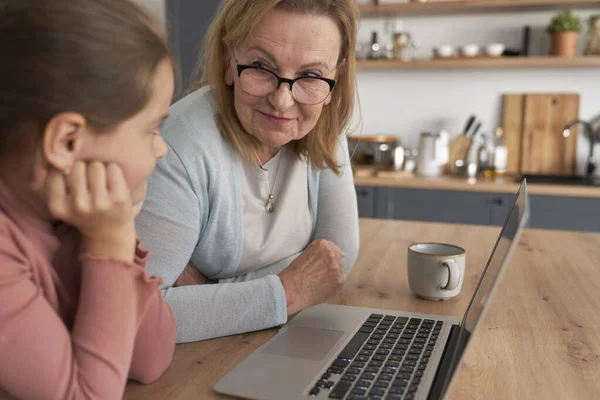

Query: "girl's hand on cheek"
left=46, top=161, right=136, bottom=263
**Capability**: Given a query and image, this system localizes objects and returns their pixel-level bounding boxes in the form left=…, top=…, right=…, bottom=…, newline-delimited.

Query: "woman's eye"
left=252, top=61, right=271, bottom=70
left=302, top=71, right=321, bottom=78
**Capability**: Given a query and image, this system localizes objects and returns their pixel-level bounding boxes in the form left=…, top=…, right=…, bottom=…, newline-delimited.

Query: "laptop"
left=214, top=180, right=530, bottom=400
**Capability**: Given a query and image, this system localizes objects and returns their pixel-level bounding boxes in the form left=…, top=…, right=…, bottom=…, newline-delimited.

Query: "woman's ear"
left=224, top=43, right=235, bottom=86
left=42, top=112, right=87, bottom=172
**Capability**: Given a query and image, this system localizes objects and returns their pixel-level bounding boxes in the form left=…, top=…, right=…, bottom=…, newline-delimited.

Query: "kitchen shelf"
left=356, top=56, right=600, bottom=70
left=358, top=0, right=600, bottom=17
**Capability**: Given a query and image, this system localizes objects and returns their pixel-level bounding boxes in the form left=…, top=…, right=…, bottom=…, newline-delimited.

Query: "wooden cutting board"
left=502, top=94, right=525, bottom=175
left=502, top=93, right=580, bottom=176
left=520, top=93, right=579, bottom=175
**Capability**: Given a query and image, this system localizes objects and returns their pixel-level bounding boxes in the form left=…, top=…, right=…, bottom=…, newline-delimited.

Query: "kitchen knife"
left=467, top=121, right=482, bottom=138
left=462, top=115, right=476, bottom=136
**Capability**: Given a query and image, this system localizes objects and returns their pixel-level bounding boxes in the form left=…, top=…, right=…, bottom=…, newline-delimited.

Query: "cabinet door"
left=528, top=195, right=600, bottom=232
left=375, top=188, right=514, bottom=226
left=376, top=188, right=495, bottom=226
left=487, top=194, right=515, bottom=226
left=355, top=186, right=376, bottom=218
left=166, top=0, right=221, bottom=92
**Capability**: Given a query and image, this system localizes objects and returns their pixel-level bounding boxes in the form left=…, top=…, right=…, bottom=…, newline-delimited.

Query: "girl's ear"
left=42, top=112, right=87, bottom=172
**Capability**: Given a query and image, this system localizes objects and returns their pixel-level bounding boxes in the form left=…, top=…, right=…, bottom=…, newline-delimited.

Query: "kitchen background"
left=353, top=7, right=600, bottom=177
left=135, top=0, right=599, bottom=177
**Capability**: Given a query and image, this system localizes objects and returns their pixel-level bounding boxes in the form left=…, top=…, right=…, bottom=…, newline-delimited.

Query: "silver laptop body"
left=215, top=180, right=530, bottom=400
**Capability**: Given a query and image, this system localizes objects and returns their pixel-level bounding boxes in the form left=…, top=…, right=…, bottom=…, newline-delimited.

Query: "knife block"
left=446, top=134, right=472, bottom=173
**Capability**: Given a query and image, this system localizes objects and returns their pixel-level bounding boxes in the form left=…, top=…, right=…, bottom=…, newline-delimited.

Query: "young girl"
left=0, top=0, right=176, bottom=398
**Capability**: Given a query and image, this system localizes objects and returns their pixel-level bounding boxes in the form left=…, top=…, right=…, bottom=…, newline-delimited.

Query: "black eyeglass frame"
left=235, top=64, right=337, bottom=105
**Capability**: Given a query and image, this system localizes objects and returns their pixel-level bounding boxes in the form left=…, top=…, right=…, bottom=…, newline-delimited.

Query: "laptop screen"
left=440, top=180, right=530, bottom=395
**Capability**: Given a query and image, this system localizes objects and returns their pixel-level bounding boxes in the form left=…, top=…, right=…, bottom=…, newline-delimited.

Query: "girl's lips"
left=259, top=111, right=294, bottom=125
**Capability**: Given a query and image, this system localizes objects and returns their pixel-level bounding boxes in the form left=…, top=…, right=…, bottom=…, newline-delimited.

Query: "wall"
left=132, top=0, right=165, bottom=24
left=354, top=7, right=600, bottom=175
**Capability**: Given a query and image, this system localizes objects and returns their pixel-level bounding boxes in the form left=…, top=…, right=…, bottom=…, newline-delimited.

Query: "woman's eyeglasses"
left=235, top=60, right=336, bottom=106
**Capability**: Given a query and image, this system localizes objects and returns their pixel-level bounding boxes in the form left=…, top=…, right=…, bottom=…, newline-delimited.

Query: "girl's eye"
left=152, top=122, right=165, bottom=135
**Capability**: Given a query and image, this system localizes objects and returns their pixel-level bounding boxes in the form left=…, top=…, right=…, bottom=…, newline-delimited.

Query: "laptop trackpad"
left=262, top=326, right=344, bottom=361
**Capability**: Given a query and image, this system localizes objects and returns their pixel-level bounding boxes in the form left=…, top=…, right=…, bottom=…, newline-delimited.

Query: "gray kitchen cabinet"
left=528, top=195, right=600, bottom=233
left=374, top=187, right=512, bottom=227
left=355, top=185, right=600, bottom=232
left=355, top=186, right=376, bottom=218
left=166, top=0, right=221, bottom=95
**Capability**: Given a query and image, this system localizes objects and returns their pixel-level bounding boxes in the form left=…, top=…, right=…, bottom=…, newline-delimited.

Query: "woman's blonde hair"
left=191, top=0, right=359, bottom=175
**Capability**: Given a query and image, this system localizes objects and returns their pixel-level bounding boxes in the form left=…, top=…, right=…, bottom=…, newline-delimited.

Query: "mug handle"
left=441, top=259, right=460, bottom=291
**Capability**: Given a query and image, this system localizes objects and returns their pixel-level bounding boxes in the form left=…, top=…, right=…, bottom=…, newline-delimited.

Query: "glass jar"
left=584, top=15, right=600, bottom=56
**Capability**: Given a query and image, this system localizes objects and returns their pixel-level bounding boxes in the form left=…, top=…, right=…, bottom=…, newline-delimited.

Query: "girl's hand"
left=46, top=161, right=136, bottom=263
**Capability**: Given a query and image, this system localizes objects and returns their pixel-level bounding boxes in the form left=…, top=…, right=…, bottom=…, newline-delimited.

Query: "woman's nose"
left=269, top=82, right=295, bottom=111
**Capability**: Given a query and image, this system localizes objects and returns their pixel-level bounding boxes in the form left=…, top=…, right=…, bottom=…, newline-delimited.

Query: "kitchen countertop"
left=352, top=168, right=600, bottom=198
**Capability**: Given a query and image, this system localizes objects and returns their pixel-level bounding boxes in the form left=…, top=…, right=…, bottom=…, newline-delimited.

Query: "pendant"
left=265, top=195, right=275, bottom=213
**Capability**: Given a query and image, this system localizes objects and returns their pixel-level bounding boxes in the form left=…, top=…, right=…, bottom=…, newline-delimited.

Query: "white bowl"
left=461, top=44, right=480, bottom=57
left=485, top=43, right=505, bottom=57
left=434, top=45, right=455, bottom=58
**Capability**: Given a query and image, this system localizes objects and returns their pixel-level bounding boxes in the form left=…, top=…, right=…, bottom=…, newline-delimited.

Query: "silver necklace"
left=253, top=148, right=283, bottom=213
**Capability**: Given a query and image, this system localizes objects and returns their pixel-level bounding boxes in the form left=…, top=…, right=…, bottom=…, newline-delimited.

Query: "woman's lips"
left=259, top=111, right=294, bottom=125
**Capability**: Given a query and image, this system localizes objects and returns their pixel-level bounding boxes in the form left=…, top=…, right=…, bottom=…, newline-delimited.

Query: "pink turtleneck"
left=0, top=179, right=176, bottom=399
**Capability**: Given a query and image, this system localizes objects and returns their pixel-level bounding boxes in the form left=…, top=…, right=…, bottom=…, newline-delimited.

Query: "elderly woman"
left=136, top=0, right=360, bottom=343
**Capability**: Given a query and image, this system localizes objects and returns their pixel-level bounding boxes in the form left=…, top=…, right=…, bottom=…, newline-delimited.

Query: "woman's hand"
left=174, top=261, right=216, bottom=287
left=278, top=239, right=344, bottom=316
left=46, top=161, right=137, bottom=263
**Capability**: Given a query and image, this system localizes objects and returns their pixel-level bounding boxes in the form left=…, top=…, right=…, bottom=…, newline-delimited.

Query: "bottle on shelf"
left=584, top=15, right=600, bottom=56
left=481, top=127, right=508, bottom=178
left=492, top=127, right=508, bottom=176
left=477, top=137, right=490, bottom=172
left=368, top=31, right=381, bottom=60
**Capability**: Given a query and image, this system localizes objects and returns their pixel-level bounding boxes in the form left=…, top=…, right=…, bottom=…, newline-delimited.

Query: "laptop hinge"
left=427, top=324, right=470, bottom=400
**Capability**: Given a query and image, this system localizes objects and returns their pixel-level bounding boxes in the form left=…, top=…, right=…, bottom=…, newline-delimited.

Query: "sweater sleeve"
left=312, top=134, right=360, bottom=277
left=128, top=241, right=176, bottom=384
left=219, top=252, right=301, bottom=283
left=0, top=238, right=172, bottom=400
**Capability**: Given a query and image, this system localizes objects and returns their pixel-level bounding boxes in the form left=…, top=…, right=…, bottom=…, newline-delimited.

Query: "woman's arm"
left=312, top=133, right=360, bottom=277
left=0, top=241, right=169, bottom=399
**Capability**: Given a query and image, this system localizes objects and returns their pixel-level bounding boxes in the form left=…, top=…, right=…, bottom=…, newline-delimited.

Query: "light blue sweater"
left=135, top=87, right=359, bottom=343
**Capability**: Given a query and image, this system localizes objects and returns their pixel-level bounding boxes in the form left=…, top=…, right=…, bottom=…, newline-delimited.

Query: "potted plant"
left=547, top=9, right=582, bottom=57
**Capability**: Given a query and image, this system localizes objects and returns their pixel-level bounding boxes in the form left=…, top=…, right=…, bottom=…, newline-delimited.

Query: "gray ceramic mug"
left=407, top=243, right=466, bottom=301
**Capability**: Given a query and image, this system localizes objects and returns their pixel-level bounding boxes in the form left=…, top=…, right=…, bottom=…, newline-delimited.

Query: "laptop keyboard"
left=308, top=314, right=443, bottom=400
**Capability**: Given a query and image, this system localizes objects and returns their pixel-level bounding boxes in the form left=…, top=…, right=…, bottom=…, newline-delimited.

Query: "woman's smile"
left=258, top=110, right=295, bottom=125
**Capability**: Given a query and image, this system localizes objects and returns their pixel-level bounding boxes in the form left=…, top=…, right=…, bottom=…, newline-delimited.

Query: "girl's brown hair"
left=192, top=0, right=359, bottom=175
left=0, top=0, right=174, bottom=156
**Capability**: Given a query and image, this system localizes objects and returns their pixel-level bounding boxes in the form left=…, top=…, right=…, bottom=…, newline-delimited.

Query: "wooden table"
left=124, top=219, right=600, bottom=399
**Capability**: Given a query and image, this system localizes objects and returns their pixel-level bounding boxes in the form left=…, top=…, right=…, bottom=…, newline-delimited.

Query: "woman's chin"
left=253, top=128, right=303, bottom=148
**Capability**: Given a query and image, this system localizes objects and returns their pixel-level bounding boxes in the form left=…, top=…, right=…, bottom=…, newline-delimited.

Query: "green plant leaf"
left=547, top=9, right=582, bottom=33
